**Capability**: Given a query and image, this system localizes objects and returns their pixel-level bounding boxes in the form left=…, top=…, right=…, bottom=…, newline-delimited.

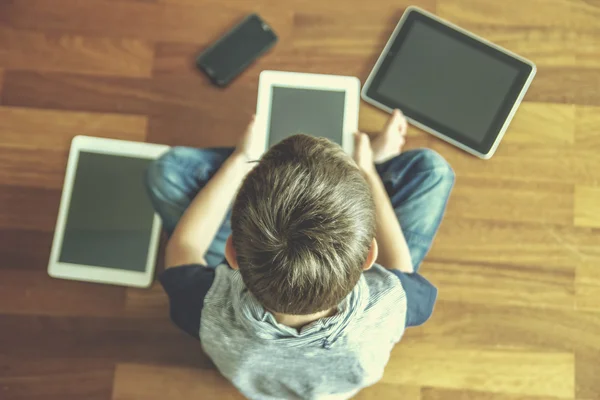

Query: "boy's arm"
left=353, top=131, right=413, bottom=273
left=363, top=170, right=414, bottom=273
left=165, top=152, right=252, bottom=268
left=165, top=117, right=261, bottom=268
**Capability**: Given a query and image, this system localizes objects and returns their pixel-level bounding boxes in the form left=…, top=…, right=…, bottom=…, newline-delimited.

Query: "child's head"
left=228, top=134, right=376, bottom=315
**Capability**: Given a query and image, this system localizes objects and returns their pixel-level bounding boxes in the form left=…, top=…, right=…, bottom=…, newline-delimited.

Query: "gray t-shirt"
left=159, top=262, right=437, bottom=399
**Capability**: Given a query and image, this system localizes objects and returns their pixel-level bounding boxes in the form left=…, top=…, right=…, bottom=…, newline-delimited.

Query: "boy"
left=145, top=110, right=454, bottom=400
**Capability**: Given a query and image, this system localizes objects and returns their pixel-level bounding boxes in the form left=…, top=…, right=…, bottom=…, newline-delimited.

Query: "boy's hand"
left=353, top=132, right=377, bottom=176
left=234, top=115, right=265, bottom=162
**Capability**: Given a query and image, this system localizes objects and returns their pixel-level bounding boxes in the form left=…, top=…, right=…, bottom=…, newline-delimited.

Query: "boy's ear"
left=225, top=235, right=240, bottom=270
left=362, top=238, right=378, bottom=271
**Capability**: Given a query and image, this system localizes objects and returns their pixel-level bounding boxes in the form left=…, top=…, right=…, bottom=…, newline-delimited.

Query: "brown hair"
left=231, top=134, right=375, bottom=315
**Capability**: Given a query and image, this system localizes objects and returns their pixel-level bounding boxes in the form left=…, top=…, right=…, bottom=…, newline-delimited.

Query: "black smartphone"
left=196, top=14, right=278, bottom=87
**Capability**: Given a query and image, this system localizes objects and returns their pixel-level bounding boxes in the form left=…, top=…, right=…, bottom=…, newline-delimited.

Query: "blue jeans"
left=145, top=147, right=454, bottom=271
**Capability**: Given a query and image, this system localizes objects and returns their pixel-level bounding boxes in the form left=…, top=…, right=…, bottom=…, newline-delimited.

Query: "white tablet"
left=256, top=71, right=360, bottom=155
left=48, top=136, right=169, bottom=288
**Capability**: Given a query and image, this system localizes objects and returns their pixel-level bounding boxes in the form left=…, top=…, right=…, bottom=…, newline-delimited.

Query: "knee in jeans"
left=412, top=149, right=455, bottom=184
left=145, top=159, right=169, bottom=199
left=145, top=148, right=188, bottom=196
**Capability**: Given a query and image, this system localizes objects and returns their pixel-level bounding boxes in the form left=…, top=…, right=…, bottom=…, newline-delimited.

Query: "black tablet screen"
left=59, top=152, right=155, bottom=272
left=268, top=86, right=346, bottom=147
left=367, top=11, right=533, bottom=153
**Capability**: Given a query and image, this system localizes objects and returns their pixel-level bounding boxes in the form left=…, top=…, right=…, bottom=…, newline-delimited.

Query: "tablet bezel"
left=48, top=135, right=169, bottom=288
left=256, top=70, right=360, bottom=155
left=362, top=6, right=536, bottom=159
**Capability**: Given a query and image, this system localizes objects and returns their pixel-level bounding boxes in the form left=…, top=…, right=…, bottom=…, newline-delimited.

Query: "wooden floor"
left=1, top=0, right=599, bottom=399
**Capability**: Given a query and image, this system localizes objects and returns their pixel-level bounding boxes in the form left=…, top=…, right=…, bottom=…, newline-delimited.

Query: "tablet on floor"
left=362, top=6, right=536, bottom=159
left=48, top=136, right=169, bottom=288
left=256, top=70, right=360, bottom=155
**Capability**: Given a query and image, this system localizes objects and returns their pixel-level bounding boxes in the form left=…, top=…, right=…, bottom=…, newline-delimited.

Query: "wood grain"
left=429, top=219, right=595, bottom=269
left=0, top=358, right=114, bottom=400
left=574, top=186, right=600, bottom=227
left=0, top=269, right=126, bottom=317
left=354, top=384, right=421, bottom=400
left=0, top=106, right=147, bottom=149
left=421, top=388, right=571, bottom=400
left=575, top=348, right=600, bottom=399
left=0, top=0, right=599, bottom=398
left=430, top=141, right=600, bottom=185
left=575, top=105, right=600, bottom=149
left=0, top=0, right=294, bottom=43
left=437, top=0, right=600, bottom=29
left=0, top=185, right=60, bottom=231
left=0, top=27, right=154, bottom=77
left=504, top=102, right=575, bottom=144
left=406, top=301, right=600, bottom=354
left=424, top=260, right=575, bottom=310
left=0, top=229, right=53, bottom=271
left=575, top=262, right=600, bottom=312
left=446, top=177, right=573, bottom=225
left=0, top=107, right=147, bottom=189
left=124, top=281, right=169, bottom=317
left=112, top=363, right=243, bottom=400
left=0, top=314, right=213, bottom=367
left=382, top=344, right=575, bottom=398
left=525, top=67, right=600, bottom=106
left=152, top=42, right=201, bottom=77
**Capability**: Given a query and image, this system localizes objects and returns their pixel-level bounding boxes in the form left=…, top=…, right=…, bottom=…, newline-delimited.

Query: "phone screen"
left=198, top=14, right=277, bottom=86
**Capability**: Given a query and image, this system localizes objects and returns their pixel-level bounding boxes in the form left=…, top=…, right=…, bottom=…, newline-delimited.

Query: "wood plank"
left=355, top=384, right=421, bottom=400
left=405, top=301, right=600, bottom=354
left=0, top=185, right=60, bottom=231
left=0, top=106, right=148, bottom=147
left=441, top=28, right=600, bottom=68
left=0, top=71, right=166, bottom=116
left=437, top=0, right=600, bottom=29
left=291, top=12, right=403, bottom=57
left=421, top=387, right=570, bottom=400
left=382, top=344, right=575, bottom=398
left=424, top=260, right=575, bottom=310
left=112, top=363, right=242, bottom=400
left=430, top=140, right=600, bottom=186
left=0, top=229, right=53, bottom=270
left=575, top=105, right=600, bottom=150
left=429, top=219, right=597, bottom=270
left=0, top=357, right=114, bottom=400
left=525, top=67, right=600, bottom=106
left=124, top=280, right=169, bottom=317
left=0, top=269, right=126, bottom=317
left=159, top=0, right=435, bottom=16
left=0, top=107, right=147, bottom=189
left=0, top=148, right=68, bottom=191
left=0, top=27, right=153, bottom=77
left=574, top=186, right=600, bottom=228
left=0, top=0, right=293, bottom=43
left=0, top=71, right=256, bottom=123
left=575, top=348, right=600, bottom=399
left=0, top=314, right=213, bottom=368
left=504, top=102, right=575, bottom=145
left=575, top=262, right=600, bottom=312
left=113, top=363, right=421, bottom=400
left=446, top=178, right=573, bottom=225
left=152, top=42, right=200, bottom=77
